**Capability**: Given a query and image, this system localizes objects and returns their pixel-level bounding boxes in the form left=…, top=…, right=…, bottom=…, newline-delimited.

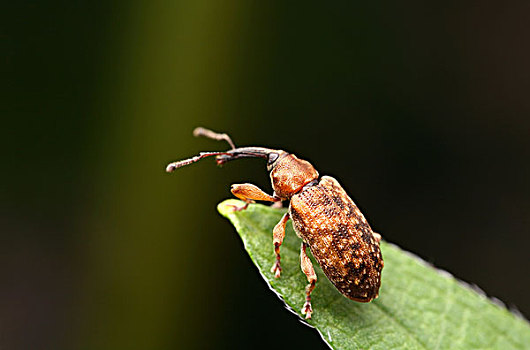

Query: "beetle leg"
left=270, top=213, right=289, bottom=278
left=229, top=183, right=280, bottom=211
left=373, top=232, right=382, bottom=243
left=300, top=242, right=317, bottom=319
left=270, top=201, right=283, bottom=209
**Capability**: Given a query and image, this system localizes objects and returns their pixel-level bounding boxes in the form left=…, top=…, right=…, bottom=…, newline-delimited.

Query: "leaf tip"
left=217, top=199, right=245, bottom=217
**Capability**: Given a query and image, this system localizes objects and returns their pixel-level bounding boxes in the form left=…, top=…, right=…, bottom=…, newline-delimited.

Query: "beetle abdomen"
left=289, top=176, right=383, bottom=301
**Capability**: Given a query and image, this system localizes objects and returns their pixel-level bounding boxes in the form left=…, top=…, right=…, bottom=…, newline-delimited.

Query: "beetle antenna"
left=166, top=146, right=280, bottom=172
left=166, top=127, right=279, bottom=172
left=165, top=151, right=232, bottom=172
left=193, top=127, right=236, bottom=150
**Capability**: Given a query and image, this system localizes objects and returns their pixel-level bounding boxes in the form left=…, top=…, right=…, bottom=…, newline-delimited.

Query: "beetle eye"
left=267, top=153, right=279, bottom=165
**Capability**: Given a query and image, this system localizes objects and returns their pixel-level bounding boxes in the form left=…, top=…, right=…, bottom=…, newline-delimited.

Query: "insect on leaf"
left=218, top=199, right=530, bottom=350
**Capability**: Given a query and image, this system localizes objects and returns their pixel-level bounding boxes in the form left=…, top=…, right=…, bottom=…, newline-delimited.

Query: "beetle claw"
left=270, top=261, right=282, bottom=278
left=227, top=203, right=249, bottom=212
left=301, top=301, right=313, bottom=319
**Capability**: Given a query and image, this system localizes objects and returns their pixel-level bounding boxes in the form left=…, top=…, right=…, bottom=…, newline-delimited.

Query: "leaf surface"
left=218, top=199, right=530, bottom=350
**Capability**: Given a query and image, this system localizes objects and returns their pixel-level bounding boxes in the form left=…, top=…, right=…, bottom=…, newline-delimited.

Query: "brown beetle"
left=166, top=127, right=383, bottom=319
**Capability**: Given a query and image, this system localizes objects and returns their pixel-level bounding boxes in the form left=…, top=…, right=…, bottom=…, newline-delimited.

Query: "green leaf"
left=218, top=199, right=530, bottom=350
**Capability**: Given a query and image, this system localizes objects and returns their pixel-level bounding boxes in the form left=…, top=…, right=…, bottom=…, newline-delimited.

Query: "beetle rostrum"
left=166, top=127, right=384, bottom=319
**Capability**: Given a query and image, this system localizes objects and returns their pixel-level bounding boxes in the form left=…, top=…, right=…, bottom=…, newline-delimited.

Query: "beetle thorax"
left=270, top=154, right=319, bottom=199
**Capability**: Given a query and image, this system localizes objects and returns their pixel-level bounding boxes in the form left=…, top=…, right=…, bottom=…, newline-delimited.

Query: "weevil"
left=166, top=127, right=383, bottom=319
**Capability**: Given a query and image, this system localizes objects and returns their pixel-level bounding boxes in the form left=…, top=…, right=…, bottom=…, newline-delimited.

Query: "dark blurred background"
left=3, top=1, right=530, bottom=349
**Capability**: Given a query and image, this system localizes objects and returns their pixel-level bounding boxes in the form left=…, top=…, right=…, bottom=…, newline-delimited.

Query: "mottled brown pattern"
left=290, top=176, right=383, bottom=302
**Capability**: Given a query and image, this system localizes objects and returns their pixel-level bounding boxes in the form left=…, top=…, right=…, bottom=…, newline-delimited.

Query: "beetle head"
left=269, top=154, right=319, bottom=200
left=165, top=127, right=318, bottom=200
left=166, top=146, right=283, bottom=172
